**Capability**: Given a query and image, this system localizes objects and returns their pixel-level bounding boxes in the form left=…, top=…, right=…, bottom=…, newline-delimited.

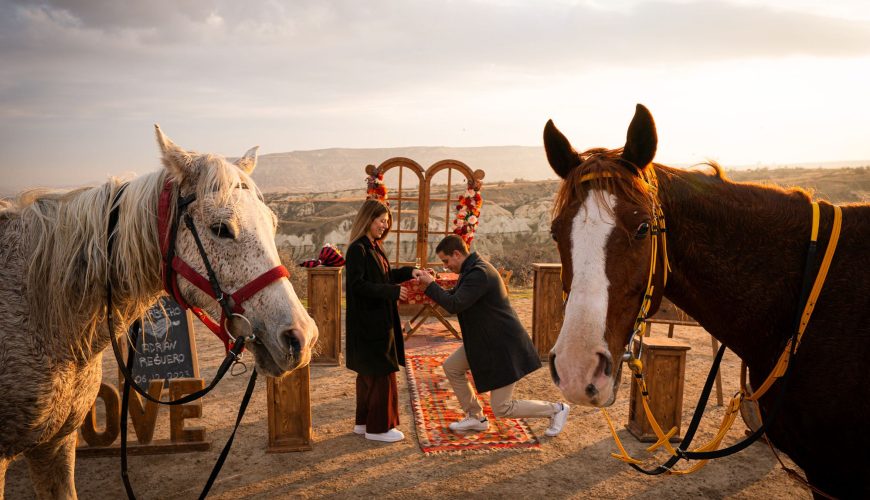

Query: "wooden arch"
left=366, top=158, right=485, bottom=268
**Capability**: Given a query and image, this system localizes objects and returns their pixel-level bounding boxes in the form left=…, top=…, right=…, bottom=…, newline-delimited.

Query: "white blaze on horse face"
left=553, top=192, right=617, bottom=406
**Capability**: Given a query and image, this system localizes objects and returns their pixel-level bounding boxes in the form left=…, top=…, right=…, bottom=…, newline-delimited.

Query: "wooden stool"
left=626, top=336, right=691, bottom=442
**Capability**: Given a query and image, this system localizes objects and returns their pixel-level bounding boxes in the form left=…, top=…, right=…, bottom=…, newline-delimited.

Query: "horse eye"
left=210, top=222, right=236, bottom=239
left=550, top=230, right=558, bottom=242
left=634, top=222, right=650, bottom=239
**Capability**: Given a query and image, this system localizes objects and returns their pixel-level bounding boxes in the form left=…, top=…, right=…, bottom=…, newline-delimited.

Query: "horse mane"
left=554, top=149, right=814, bottom=223
left=13, top=152, right=258, bottom=361
left=655, top=162, right=813, bottom=229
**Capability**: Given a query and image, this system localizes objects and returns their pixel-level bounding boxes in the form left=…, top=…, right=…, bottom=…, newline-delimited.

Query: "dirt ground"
left=6, top=290, right=811, bottom=499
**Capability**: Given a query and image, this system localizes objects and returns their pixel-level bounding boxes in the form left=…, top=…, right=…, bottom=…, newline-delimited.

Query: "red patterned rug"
left=404, top=325, right=541, bottom=455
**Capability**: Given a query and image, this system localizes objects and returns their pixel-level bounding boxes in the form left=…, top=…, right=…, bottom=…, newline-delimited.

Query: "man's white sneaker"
left=545, top=403, right=570, bottom=437
left=449, top=416, right=489, bottom=432
left=365, top=428, right=405, bottom=442
left=353, top=424, right=366, bottom=435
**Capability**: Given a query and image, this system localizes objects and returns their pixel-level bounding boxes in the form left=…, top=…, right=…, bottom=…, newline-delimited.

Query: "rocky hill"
left=251, top=146, right=552, bottom=193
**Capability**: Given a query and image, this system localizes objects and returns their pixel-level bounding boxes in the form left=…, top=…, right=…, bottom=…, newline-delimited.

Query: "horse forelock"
left=182, top=153, right=262, bottom=207
left=553, top=148, right=657, bottom=222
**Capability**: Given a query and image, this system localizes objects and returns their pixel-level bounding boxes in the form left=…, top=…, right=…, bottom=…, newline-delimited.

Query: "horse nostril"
left=600, top=352, right=613, bottom=377
left=281, top=328, right=302, bottom=356
left=548, top=352, right=560, bottom=385
left=586, top=384, right=599, bottom=397
left=593, top=352, right=613, bottom=378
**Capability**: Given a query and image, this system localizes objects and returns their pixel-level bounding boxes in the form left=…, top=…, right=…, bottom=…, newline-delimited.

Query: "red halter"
left=157, top=180, right=290, bottom=351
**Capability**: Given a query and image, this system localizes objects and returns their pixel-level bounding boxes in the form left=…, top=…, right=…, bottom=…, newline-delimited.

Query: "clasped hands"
left=411, top=268, right=436, bottom=287
left=397, top=269, right=436, bottom=302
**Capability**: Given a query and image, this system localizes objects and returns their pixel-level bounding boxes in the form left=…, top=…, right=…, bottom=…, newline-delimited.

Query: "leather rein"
left=105, top=179, right=291, bottom=499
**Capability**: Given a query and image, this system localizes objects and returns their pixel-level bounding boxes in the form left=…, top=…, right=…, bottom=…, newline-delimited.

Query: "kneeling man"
left=414, top=235, right=570, bottom=436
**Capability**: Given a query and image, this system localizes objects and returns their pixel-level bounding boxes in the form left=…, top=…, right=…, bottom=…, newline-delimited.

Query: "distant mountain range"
left=249, top=146, right=870, bottom=194
left=2, top=145, right=867, bottom=198
left=250, top=146, right=554, bottom=193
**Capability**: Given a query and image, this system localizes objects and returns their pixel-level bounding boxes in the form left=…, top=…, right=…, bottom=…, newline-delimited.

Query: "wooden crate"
left=308, top=266, right=343, bottom=365
left=532, top=263, right=564, bottom=361
left=626, top=336, right=691, bottom=442
left=266, top=366, right=312, bottom=452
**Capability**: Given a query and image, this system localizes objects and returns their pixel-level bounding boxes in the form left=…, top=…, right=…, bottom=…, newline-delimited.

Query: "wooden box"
left=626, top=336, right=691, bottom=442
left=308, top=267, right=342, bottom=365
left=532, top=263, right=564, bottom=361
left=266, top=366, right=312, bottom=452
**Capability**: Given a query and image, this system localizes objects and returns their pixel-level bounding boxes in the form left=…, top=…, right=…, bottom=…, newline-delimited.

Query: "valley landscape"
left=251, top=150, right=869, bottom=294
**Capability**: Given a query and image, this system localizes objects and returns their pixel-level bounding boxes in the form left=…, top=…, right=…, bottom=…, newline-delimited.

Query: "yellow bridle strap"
left=656, top=204, right=671, bottom=286
left=601, top=379, right=745, bottom=474
left=600, top=408, right=645, bottom=465
left=796, top=204, right=841, bottom=347
left=746, top=203, right=841, bottom=401
left=577, top=171, right=619, bottom=184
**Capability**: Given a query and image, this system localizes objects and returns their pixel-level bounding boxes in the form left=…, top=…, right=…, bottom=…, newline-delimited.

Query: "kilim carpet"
left=404, top=323, right=541, bottom=455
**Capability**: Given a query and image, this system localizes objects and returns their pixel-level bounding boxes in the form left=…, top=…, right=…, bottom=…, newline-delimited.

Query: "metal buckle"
left=222, top=313, right=254, bottom=343
left=231, top=359, right=248, bottom=376
left=623, top=330, right=645, bottom=363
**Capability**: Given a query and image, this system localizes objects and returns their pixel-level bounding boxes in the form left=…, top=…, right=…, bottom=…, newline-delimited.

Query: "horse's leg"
left=25, top=433, right=77, bottom=500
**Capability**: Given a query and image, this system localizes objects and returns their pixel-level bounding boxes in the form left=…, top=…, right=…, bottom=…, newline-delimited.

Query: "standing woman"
left=345, top=199, right=415, bottom=442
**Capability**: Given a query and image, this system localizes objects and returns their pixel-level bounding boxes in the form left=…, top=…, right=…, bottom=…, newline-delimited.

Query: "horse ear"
left=234, top=146, right=259, bottom=175
left=543, top=119, right=581, bottom=179
left=621, top=104, right=657, bottom=169
left=154, top=125, right=195, bottom=181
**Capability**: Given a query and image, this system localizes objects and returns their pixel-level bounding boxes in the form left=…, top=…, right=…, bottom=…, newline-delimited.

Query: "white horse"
left=0, top=127, right=318, bottom=499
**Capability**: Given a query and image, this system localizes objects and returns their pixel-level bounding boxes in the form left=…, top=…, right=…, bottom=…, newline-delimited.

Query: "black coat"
left=345, top=236, right=414, bottom=376
left=425, top=252, right=541, bottom=392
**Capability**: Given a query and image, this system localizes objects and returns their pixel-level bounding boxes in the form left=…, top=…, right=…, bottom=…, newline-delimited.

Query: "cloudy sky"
left=1, top=0, right=869, bottom=191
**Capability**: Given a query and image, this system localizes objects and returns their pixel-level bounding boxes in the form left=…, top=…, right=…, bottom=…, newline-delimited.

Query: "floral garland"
left=365, top=167, right=389, bottom=205
left=452, top=178, right=483, bottom=245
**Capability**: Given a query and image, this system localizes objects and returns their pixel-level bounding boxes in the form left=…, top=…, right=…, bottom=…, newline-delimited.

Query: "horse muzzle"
left=549, top=348, right=617, bottom=407
left=246, top=320, right=318, bottom=377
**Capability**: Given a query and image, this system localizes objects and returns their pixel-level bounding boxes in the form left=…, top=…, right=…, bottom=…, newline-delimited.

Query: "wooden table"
left=400, top=273, right=461, bottom=340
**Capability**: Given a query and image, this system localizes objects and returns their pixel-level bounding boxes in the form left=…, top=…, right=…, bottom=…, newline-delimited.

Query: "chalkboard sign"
left=125, top=297, right=200, bottom=386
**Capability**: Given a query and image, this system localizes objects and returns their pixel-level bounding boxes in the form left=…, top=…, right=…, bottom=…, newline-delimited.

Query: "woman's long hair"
left=347, top=199, right=392, bottom=246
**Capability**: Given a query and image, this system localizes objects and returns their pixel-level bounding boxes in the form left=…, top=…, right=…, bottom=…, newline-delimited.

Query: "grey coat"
left=425, top=252, right=541, bottom=392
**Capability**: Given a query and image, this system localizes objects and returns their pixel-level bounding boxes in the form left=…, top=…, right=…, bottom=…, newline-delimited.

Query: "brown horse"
left=0, top=127, right=318, bottom=499
left=543, top=104, right=869, bottom=498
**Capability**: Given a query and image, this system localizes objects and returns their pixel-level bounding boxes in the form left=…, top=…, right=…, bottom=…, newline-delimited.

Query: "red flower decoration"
left=452, top=178, right=483, bottom=245
left=366, top=170, right=389, bottom=205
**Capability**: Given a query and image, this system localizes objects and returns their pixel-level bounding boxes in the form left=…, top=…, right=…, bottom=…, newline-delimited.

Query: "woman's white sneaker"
left=545, top=403, right=570, bottom=437
left=365, top=428, right=405, bottom=442
left=353, top=424, right=366, bottom=435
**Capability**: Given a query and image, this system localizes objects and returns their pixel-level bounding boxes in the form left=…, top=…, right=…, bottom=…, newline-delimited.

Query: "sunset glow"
left=1, top=0, right=868, bottom=192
